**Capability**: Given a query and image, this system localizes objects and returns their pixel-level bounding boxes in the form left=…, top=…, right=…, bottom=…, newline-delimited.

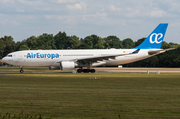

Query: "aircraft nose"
left=2, top=57, right=7, bottom=63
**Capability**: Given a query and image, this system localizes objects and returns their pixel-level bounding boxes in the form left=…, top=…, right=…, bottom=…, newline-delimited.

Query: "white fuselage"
left=2, top=49, right=160, bottom=67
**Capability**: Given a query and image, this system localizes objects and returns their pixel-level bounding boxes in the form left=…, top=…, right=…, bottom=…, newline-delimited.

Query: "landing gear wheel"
left=90, top=69, right=96, bottom=73
left=20, top=66, right=24, bottom=73
left=83, top=69, right=90, bottom=73
left=20, top=69, right=24, bottom=73
left=77, top=69, right=82, bottom=73
left=77, top=68, right=96, bottom=73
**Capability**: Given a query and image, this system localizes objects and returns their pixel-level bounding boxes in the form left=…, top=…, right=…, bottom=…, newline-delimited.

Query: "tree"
left=169, top=42, right=180, bottom=48
left=158, top=47, right=180, bottom=67
left=90, top=35, right=105, bottom=49
left=82, top=36, right=93, bottom=49
left=67, top=35, right=81, bottom=49
left=26, top=36, right=37, bottom=50
left=3, top=45, right=13, bottom=57
left=134, top=38, right=146, bottom=47
left=94, top=37, right=105, bottom=49
left=15, top=41, right=23, bottom=51
left=2, top=36, right=15, bottom=57
left=38, top=45, right=51, bottom=50
left=173, top=55, right=180, bottom=67
left=54, top=32, right=67, bottom=49
left=78, top=43, right=92, bottom=49
left=161, top=41, right=173, bottom=49
left=81, top=35, right=105, bottom=49
left=149, top=56, right=159, bottom=67
left=37, top=33, right=56, bottom=49
left=122, top=38, right=134, bottom=48
left=104, top=36, right=122, bottom=49
left=19, top=45, right=29, bottom=51
left=0, top=61, right=2, bottom=66
left=0, top=39, right=5, bottom=59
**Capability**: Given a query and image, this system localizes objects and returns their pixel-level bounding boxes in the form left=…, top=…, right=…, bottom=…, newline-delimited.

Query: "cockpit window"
left=7, top=55, right=12, bottom=57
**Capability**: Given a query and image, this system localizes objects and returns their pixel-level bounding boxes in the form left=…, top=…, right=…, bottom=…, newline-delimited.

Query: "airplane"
left=2, top=23, right=173, bottom=73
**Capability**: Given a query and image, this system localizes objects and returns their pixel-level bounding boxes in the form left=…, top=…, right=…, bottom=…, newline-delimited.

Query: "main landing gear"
left=77, top=68, right=96, bottom=73
left=20, top=66, right=24, bottom=73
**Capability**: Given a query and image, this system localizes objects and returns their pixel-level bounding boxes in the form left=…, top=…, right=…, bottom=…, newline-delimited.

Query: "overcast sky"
left=0, top=0, right=180, bottom=43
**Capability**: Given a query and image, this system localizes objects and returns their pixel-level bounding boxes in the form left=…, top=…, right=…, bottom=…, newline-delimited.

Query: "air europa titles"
left=27, top=53, right=59, bottom=59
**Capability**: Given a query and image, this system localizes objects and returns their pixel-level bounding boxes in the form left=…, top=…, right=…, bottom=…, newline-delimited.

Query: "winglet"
left=134, top=23, right=168, bottom=49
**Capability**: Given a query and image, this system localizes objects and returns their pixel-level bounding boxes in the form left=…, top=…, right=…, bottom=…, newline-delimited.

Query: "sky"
left=0, top=0, right=180, bottom=43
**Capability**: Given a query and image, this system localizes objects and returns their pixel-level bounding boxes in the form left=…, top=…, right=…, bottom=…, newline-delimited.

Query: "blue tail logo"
left=150, top=33, right=163, bottom=44
left=134, top=23, right=168, bottom=49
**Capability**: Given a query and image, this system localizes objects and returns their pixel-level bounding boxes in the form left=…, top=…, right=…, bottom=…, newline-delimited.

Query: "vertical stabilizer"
left=134, top=23, right=168, bottom=49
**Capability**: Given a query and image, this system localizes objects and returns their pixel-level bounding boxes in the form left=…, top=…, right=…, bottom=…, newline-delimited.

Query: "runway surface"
left=0, top=68, right=180, bottom=75
left=95, top=68, right=180, bottom=73
left=0, top=72, right=71, bottom=75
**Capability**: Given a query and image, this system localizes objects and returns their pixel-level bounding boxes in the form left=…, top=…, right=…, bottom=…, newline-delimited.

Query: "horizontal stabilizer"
left=148, top=48, right=175, bottom=55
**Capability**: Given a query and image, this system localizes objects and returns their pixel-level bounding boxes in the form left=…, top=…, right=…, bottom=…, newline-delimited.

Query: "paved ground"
left=95, top=68, right=180, bottom=73
left=0, top=67, right=180, bottom=75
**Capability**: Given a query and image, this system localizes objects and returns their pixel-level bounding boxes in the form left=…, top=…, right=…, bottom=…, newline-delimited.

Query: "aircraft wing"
left=57, top=49, right=140, bottom=63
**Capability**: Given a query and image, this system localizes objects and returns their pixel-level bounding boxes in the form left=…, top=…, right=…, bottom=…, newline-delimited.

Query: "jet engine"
left=60, top=61, right=76, bottom=70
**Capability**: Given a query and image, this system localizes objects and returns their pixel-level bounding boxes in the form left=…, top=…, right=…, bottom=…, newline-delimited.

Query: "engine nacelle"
left=60, top=61, right=75, bottom=70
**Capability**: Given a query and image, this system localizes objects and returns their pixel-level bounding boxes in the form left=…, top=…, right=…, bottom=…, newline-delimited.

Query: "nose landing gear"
left=20, top=66, right=24, bottom=73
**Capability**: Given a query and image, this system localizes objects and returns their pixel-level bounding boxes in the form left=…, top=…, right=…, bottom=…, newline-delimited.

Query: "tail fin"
left=134, top=23, right=168, bottom=49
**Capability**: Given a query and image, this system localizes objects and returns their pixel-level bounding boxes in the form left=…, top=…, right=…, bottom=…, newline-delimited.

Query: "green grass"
left=0, top=67, right=61, bottom=73
left=0, top=67, right=180, bottom=119
left=0, top=111, right=51, bottom=119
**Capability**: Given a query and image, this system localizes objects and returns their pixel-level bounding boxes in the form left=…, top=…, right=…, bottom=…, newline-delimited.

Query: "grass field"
left=0, top=67, right=180, bottom=119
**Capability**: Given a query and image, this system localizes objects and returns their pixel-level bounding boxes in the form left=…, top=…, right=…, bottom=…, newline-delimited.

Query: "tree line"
left=0, top=31, right=180, bottom=67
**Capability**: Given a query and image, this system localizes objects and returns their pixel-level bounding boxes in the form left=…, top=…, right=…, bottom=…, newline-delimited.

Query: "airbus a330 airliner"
left=2, top=23, right=173, bottom=73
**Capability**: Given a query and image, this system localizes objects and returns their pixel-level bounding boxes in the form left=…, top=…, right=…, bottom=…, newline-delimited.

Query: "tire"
left=90, top=69, right=95, bottom=73
left=77, top=69, right=82, bottom=73
left=83, top=69, right=90, bottom=73
left=20, top=69, right=24, bottom=73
